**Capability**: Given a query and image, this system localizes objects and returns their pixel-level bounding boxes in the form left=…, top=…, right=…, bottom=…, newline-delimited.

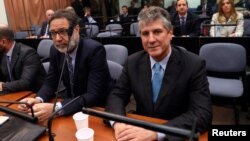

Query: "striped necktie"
left=6, top=55, right=13, bottom=81
left=67, top=55, right=74, bottom=97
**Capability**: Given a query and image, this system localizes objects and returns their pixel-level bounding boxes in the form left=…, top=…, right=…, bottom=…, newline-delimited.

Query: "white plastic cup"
left=75, top=128, right=94, bottom=141
left=73, top=112, right=89, bottom=130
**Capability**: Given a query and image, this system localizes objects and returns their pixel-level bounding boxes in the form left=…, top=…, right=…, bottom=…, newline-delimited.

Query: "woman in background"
left=210, top=0, right=244, bottom=37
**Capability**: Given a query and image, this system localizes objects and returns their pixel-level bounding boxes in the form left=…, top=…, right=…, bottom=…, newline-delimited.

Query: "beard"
left=54, top=30, right=79, bottom=54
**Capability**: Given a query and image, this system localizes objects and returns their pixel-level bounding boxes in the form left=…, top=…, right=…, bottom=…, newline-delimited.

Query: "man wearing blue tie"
left=106, top=6, right=212, bottom=141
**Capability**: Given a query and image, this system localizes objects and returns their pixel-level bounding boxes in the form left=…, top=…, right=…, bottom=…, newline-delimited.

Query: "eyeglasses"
left=50, top=28, right=69, bottom=38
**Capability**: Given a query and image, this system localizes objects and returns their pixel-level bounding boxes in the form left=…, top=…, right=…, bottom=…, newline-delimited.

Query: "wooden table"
left=0, top=92, right=208, bottom=141
left=0, top=91, right=33, bottom=106
left=38, top=108, right=208, bottom=141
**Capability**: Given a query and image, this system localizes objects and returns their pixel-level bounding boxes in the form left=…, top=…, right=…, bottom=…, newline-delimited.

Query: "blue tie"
left=67, top=55, right=74, bottom=96
left=152, top=63, right=163, bottom=103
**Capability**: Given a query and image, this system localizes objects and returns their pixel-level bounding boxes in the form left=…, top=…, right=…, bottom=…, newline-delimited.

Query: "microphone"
left=0, top=100, right=37, bottom=123
left=47, top=95, right=84, bottom=141
left=82, top=108, right=200, bottom=141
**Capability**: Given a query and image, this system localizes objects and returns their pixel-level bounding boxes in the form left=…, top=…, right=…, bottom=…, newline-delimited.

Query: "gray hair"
left=138, top=6, right=172, bottom=31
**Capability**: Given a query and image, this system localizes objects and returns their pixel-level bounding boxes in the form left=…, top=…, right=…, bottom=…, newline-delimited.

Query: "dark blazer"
left=196, top=3, right=213, bottom=16
left=171, top=11, right=200, bottom=36
left=0, top=42, right=46, bottom=93
left=37, top=38, right=113, bottom=115
left=39, top=21, right=49, bottom=37
left=106, top=46, right=212, bottom=140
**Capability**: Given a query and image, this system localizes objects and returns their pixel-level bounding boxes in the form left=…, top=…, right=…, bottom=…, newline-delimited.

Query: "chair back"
left=107, top=60, right=123, bottom=81
left=37, top=39, right=53, bottom=62
left=130, top=22, right=139, bottom=36
left=243, top=19, right=250, bottom=36
left=105, top=23, right=123, bottom=35
left=15, top=31, right=29, bottom=39
left=42, top=62, right=50, bottom=74
left=86, top=24, right=99, bottom=37
left=199, top=43, right=246, bottom=73
left=97, top=32, right=119, bottom=37
left=104, top=44, right=128, bottom=66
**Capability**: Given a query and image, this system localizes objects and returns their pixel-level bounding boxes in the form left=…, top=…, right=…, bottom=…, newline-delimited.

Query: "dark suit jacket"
left=37, top=38, right=113, bottom=115
left=39, top=21, right=49, bottom=37
left=0, top=42, right=46, bottom=93
left=196, top=3, right=213, bottom=16
left=106, top=46, right=212, bottom=140
left=171, top=11, right=200, bottom=36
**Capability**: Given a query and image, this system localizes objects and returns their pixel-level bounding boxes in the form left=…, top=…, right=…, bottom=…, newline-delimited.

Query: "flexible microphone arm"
left=0, top=101, right=37, bottom=123
left=82, top=108, right=200, bottom=141
left=47, top=95, right=81, bottom=141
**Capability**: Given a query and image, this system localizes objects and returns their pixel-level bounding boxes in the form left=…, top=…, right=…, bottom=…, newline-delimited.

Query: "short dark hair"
left=49, top=9, right=78, bottom=36
left=0, top=26, right=14, bottom=41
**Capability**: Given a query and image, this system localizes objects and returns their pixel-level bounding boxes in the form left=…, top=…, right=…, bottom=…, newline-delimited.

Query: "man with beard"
left=0, top=24, right=46, bottom=94
left=18, top=9, right=113, bottom=122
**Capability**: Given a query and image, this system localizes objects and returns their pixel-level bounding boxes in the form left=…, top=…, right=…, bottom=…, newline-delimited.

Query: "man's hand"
left=31, top=103, right=54, bottom=122
left=18, top=98, right=41, bottom=112
left=114, top=122, right=158, bottom=141
left=0, top=82, right=3, bottom=91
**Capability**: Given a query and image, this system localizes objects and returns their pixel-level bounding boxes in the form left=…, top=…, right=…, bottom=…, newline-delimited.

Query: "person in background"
left=210, top=0, right=244, bottom=37
left=196, top=0, right=212, bottom=16
left=18, top=9, right=113, bottom=122
left=105, top=6, right=212, bottom=141
left=167, top=1, right=177, bottom=16
left=171, top=0, right=200, bottom=37
left=84, top=7, right=97, bottom=24
left=40, top=9, right=55, bottom=38
left=119, top=5, right=132, bottom=36
left=128, top=0, right=139, bottom=16
left=0, top=24, right=46, bottom=94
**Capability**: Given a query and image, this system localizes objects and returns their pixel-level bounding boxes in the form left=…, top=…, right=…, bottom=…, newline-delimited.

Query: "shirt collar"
left=6, top=41, right=15, bottom=57
left=150, top=46, right=172, bottom=71
left=179, top=14, right=187, bottom=19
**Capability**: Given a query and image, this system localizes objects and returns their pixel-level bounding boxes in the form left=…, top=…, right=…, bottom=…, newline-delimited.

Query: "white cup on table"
left=73, top=112, right=89, bottom=130
left=75, top=127, right=94, bottom=141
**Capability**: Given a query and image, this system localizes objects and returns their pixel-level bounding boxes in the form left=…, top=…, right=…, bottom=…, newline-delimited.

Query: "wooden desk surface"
left=0, top=91, right=33, bottom=106
left=0, top=92, right=208, bottom=141
left=38, top=108, right=208, bottom=141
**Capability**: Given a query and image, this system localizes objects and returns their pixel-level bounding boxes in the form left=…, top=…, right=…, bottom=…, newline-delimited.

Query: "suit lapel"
left=154, top=47, right=183, bottom=110
left=73, top=38, right=83, bottom=84
left=140, top=54, right=154, bottom=112
left=10, top=43, right=20, bottom=72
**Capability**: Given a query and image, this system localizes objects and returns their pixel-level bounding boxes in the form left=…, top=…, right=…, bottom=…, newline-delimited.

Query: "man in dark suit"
left=0, top=24, right=46, bottom=94
left=19, top=9, right=113, bottom=122
left=119, top=5, right=132, bottom=36
left=196, top=0, right=212, bottom=16
left=171, top=0, right=200, bottom=37
left=39, top=9, right=54, bottom=38
left=106, top=6, right=212, bottom=141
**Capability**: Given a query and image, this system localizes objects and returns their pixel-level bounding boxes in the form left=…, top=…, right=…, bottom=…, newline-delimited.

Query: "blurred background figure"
left=40, top=9, right=54, bottom=38
left=196, top=0, right=213, bottom=16
left=167, top=1, right=177, bottom=16
left=209, top=0, right=244, bottom=37
left=84, top=6, right=97, bottom=24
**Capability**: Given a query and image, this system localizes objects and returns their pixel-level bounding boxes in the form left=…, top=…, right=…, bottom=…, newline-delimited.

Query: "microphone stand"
left=82, top=108, right=200, bottom=141
left=0, top=101, right=37, bottom=123
left=48, top=95, right=81, bottom=141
